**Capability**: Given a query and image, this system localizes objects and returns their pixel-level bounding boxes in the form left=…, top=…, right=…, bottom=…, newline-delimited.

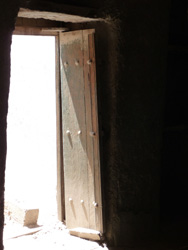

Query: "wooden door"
left=60, top=29, right=103, bottom=233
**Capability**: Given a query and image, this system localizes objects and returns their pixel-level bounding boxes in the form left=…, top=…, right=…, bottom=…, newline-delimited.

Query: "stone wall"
left=0, top=0, right=170, bottom=248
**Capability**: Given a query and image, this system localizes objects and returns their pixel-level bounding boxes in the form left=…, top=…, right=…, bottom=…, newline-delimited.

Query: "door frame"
left=13, top=23, right=103, bottom=230
left=12, top=25, right=103, bottom=232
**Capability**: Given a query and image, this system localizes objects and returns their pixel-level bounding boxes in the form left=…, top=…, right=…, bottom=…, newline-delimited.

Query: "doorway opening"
left=4, top=34, right=58, bottom=226
left=3, top=31, right=106, bottom=250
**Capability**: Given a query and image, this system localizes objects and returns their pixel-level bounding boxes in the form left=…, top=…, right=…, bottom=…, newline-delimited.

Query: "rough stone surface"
left=4, top=201, right=39, bottom=227
left=0, top=0, right=171, bottom=249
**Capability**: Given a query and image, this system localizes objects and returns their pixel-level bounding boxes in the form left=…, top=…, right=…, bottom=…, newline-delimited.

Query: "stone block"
left=5, top=200, right=39, bottom=227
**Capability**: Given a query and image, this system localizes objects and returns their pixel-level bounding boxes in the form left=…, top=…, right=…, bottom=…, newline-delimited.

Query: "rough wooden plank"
left=13, top=26, right=67, bottom=36
left=18, top=8, right=102, bottom=23
left=83, top=29, right=103, bottom=232
left=83, top=30, right=96, bottom=231
left=60, top=31, right=89, bottom=229
left=55, top=34, right=65, bottom=222
left=60, top=29, right=103, bottom=234
left=69, top=227, right=101, bottom=241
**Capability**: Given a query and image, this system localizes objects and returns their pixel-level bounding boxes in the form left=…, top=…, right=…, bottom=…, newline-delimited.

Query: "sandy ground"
left=3, top=217, right=108, bottom=250
left=4, top=216, right=188, bottom=250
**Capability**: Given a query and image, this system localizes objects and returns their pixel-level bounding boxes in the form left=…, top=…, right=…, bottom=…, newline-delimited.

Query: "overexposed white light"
left=5, top=35, right=57, bottom=221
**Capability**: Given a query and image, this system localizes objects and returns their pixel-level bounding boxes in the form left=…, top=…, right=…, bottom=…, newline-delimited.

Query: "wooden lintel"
left=13, top=26, right=68, bottom=36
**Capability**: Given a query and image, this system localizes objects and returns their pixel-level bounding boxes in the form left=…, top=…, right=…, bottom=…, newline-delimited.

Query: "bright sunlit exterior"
left=5, top=35, right=57, bottom=223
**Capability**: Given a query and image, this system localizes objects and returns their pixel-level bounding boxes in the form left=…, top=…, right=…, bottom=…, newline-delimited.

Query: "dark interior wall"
left=78, top=1, right=170, bottom=246
left=0, top=0, right=171, bottom=249
left=161, top=0, right=188, bottom=223
left=109, top=1, right=170, bottom=246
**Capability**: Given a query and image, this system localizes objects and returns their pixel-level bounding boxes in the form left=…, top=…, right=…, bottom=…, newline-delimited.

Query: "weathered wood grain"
left=13, top=26, right=67, bottom=36
left=60, top=29, right=103, bottom=233
left=69, top=227, right=101, bottom=241
left=83, top=29, right=103, bottom=232
left=55, top=34, right=65, bottom=222
left=60, top=30, right=89, bottom=229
